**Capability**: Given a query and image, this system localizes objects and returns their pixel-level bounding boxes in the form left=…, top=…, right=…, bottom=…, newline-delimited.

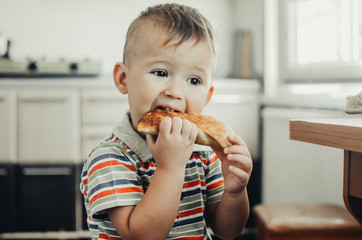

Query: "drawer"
left=82, top=88, right=128, bottom=124
left=81, top=124, right=114, bottom=159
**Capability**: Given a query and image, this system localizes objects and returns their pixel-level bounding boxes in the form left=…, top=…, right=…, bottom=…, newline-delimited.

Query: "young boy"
left=80, top=3, right=253, bottom=240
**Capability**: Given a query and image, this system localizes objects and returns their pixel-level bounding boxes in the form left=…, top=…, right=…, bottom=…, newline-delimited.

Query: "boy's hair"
left=123, top=3, right=216, bottom=63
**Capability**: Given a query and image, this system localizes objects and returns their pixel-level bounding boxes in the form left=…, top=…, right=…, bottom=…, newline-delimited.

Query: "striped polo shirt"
left=80, top=112, right=225, bottom=240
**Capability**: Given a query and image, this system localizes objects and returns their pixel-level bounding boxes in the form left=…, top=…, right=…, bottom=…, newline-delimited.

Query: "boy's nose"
left=164, top=81, right=183, bottom=100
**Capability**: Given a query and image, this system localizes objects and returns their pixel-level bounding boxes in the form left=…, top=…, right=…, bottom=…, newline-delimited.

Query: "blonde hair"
left=123, top=3, right=215, bottom=63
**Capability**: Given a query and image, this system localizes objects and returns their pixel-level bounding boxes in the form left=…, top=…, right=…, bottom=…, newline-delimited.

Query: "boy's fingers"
left=228, top=165, right=250, bottom=182
left=190, top=123, right=198, bottom=141
left=159, top=117, right=172, bottom=135
left=224, top=145, right=251, bottom=158
left=228, top=134, right=246, bottom=146
left=181, top=119, right=192, bottom=137
left=227, top=154, right=253, bottom=172
left=170, top=117, right=182, bottom=134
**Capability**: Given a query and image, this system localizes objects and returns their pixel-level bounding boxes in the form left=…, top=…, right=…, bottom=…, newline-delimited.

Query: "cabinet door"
left=81, top=124, right=114, bottom=159
left=0, top=90, right=16, bottom=163
left=18, top=89, right=80, bottom=163
left=261, top=107, right=345, bottom=205
left=82, top=88, right=128, bottom=124
left=81, top=88, right=128, bottom=160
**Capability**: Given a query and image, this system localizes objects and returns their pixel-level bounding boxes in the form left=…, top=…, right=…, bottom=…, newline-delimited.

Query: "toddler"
left=80, top=3, right=253, bottom=240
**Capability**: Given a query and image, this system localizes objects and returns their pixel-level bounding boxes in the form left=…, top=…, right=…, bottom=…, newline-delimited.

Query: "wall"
left=0, top=0, right=238, bottom=78
left=231, top=0, right=264, bottom=79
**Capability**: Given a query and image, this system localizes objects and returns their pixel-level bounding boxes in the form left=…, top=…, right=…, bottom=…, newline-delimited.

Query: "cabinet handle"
left=23, top=167, right=73, bottom=176
left=0, top=168, right=8, bottom=176
left=20, top=98, right=67, bottom=103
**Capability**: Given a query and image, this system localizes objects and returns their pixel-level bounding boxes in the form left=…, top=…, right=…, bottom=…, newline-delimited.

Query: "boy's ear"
left=113, top=62, right=128, bottom=94
left=205, top=86, right=214, bottom=105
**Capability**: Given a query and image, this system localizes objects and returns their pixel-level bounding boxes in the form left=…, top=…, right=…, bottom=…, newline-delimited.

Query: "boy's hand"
left=146, top=117, right=198, bottom=170
left=212, top=135, right=253, bottom=194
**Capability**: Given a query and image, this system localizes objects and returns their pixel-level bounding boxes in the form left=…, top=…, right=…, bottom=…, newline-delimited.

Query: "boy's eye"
left=188, top=77, right=202, bottom=85
left=152, top=70, right=168, bottom=77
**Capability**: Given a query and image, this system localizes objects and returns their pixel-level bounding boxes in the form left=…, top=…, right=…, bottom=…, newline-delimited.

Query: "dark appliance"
left=17, top=164, right=76, bottom=232
left=0, top=164, right=17, bottom=233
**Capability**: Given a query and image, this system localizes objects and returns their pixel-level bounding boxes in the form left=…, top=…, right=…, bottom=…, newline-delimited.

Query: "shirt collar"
left=112, top=111, right=213, bottom=163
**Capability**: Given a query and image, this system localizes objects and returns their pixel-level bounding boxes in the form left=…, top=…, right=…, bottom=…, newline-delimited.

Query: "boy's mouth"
left=154, top=106, right=181, bottom=113
left=137, top=106, right=181, bottom=125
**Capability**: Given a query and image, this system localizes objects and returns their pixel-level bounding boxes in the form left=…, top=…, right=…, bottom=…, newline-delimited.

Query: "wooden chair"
left=252, top=204, right=362, bottom=240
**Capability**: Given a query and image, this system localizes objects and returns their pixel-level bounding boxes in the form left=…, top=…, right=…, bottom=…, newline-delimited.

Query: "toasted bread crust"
left=137, top=108, right=234, bottom=150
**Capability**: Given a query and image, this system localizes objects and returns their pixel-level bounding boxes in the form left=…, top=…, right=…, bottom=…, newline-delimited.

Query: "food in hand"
left=138, top=108, right=234, bottom=150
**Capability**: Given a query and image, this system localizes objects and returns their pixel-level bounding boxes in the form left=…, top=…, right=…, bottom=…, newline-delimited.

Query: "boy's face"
left=114, top=21, right=216, bottom=131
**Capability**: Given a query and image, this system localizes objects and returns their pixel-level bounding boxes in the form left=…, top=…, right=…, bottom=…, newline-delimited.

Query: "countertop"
left=290, top=118, right=362, bottom=153
left=261, top=83, right=362, bottom=110
left=0, top=76, right=261, bottom=92
left=0, top=75, right=115, bottom=88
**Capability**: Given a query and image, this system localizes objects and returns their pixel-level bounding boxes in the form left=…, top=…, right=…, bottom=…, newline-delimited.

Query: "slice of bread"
left=138, top=108, right=234, bottom=150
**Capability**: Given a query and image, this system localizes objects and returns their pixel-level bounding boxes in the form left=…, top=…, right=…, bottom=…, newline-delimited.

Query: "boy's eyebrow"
left=192, top=65, right=210, bottom=75
left=144, top=57, right=170, bottom=66
left=146, top=58, right=211, bottom=74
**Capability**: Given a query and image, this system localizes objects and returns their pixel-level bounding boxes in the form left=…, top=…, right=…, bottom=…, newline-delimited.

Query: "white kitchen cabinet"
left=81, top=88, right=128, bottom=159
left=81, top=124, right=114, bottom=159
left=82, top=88, right=127, bottom=124
left=261, top=107, right=347, bottom=206
left=0, top=89, right=17, bottom=163
left=18, top=89, right=80, bottom=163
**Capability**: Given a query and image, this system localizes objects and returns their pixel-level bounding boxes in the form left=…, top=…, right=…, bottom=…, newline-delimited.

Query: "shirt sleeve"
left=81, top=142, right=144, bottom=221
left=205, top=152, right=225, bottom=205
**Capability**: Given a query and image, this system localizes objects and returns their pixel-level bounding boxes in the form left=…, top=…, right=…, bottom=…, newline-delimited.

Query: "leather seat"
left=252, top=204, right=362, bottom=240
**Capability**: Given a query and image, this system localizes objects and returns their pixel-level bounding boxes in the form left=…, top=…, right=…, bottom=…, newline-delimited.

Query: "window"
left=279, top=0, right=362, bottom=82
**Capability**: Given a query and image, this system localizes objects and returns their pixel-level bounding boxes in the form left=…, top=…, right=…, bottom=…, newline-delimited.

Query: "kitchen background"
left=0, top=0, right=361, bottom=239
left=0, top=0, right=264, bottom=79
